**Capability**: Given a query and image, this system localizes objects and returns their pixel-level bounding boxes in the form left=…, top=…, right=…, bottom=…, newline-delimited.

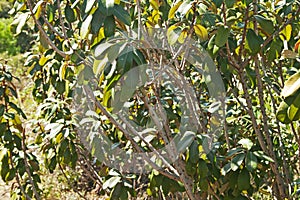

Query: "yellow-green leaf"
left=168, top=1, right=183, bottom=19
left=279, top=24, right=292, bottom=42
left=194, top=24, right=208, bottom=41
left=150, top=0, right=159, bottom=10
left=178, top=29, right=188, bottom=43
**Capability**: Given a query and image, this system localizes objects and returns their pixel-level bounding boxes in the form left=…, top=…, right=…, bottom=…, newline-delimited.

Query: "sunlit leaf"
left=168, top=1, right=183, bottom=19
left=167, top=25, right=182, bottom=45
left=176, top=1, right=192, bottom=18
left=280, top=24, right=292, bottom=42
left=231, top=153, right=245, bottom=171
left=238, top=138, right=253, bottom=150
left=85, top=0, right=96, bottom=13
left=281, top=72, right=300, bottom=98
left=194, top=24, right=208, bottom=41
left=80, top=14, right=93, bottom=39
left=103, top=176, right=121, bottom=189
left=287, top=92, right=300, bottom=121
left=177, top=131, right=195, bottom=152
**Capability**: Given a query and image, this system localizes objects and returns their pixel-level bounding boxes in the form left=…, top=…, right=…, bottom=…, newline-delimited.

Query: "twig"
left=21, top=129, right=41, bottom=200
left=57, top=0, right=67, bottom=39
left=26, top=0, right=67, bottom=58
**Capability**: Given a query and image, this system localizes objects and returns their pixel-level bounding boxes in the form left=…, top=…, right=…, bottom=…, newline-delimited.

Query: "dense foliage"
left=0, top=0, right=300, bottom=199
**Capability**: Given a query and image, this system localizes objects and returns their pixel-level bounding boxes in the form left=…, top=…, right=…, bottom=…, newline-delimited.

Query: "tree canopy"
left=0, top=0, right=300, bottom=199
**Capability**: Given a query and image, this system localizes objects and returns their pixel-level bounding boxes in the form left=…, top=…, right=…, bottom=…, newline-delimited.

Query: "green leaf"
left=212, top=0, right=223, bottom=8
left=246, top=29, right=263, bottom=54
left=91, top=8, right=105, bottom=34
left=176, top=131, right=195, bottom=152
left=117, top=47, right=134, bottom=74
left=113, top=5, right=131, bottom=26
left=237, top=168, right=250, bottom=191
left=254, top=15, right=274, bottom=35
left=0, top=104, right=4, bottom=117
left=281, top=71, right=300, bottom=98
left=227, top=147, right=244, bottom=157
left=238, top=138, right=253, bottom=150
left=276, top=99, right=292, bottom=124
left=1, top=154, right=9, bottom=181
left=186, top=159, right=197, bottom=176
left=188, top=140, right=199, bottom=163
left=80, top=14, right=93, bottom=39
left=245, top=152, right=257, bottom=172
left=104, top=15, right=116, bottom=37
left=267, top=39, right=282, bottom=61
left=103, top=176, right=121, bottom=189
left=65, top=5, right=76, bottom=23
left=56, top=80, right=66, bottom=95
left=287, top=92, right=300, bottom=121
left=231, top=153, right=245, bottom=171
left=198, top=159, right=209, bottom=178
left=221, top=162, right=231, bottom=175
left=225, top=0, right=235, bottom=8
left=215, top=26, right=230, bottom=47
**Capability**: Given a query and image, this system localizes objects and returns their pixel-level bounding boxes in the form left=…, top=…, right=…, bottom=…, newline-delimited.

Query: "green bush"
left=0, top=18, right=19, bottom=55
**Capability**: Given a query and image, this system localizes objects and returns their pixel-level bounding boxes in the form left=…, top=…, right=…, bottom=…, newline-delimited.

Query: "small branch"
left=41, top=15, right=65, bottom=39
left=238, top=7, right=249, bottom=63
left=27, top=0, right=67, bottom=58
left=83, top=85, right=181, bottom=182
left=57, top=0, right=67, bottom=39
left=238, top=68, right=268, bottom=153
left=254, top=56, right=286, bottom=198
left=21, top=128, right=41, bottom=200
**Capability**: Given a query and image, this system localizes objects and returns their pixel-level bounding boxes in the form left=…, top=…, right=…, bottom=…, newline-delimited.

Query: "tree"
left=1, top=0, right=300, bottom=199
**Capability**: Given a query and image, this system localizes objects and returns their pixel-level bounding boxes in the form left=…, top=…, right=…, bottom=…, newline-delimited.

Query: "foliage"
left=0, top=0, right=299, bottom=199
left=0, top=61, right=41, bottom=199
left=0, top=18, right=19, bottom=55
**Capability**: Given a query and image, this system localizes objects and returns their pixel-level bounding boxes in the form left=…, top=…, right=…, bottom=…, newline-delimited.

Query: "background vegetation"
left=0, top=0, right=300, bottom=199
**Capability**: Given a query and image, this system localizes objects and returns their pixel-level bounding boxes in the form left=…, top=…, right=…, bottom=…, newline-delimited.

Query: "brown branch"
left=267, top=85, right=291, bottom=187
left=254, top=56, right=286, bottom=198
left=21, top=129, right=41, bottom=200
left=82, top=85, right=181, bottom=182
left=57, top=0, right=67, bottom=39
left=27, top=0, right=67, bottom=58
left=41, top=15, right=64, bottom=39
left=238, top=7, right=249, bottom=63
